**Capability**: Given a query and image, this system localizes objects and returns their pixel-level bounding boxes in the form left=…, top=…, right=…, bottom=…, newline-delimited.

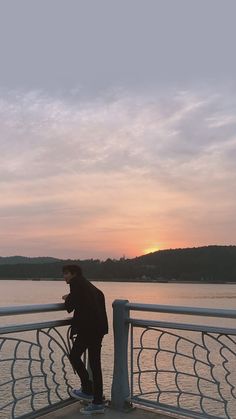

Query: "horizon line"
left=0, top=244, right=235, bottom=262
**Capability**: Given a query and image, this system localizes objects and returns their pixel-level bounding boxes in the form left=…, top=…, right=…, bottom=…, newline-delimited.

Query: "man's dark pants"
left=69, top=334, right=103, bottom=404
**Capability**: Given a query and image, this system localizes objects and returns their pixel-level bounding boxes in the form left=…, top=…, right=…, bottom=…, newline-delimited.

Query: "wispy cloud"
left=0, top=86, right=236, bottom=258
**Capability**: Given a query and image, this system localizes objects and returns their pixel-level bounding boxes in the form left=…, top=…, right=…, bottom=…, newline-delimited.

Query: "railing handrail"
left=129, top=317, right=236, bottom=335
left=0, top=318, right=71, bottom=335
left=2, top=301, right=236, bottom=319
left=126, top=302, right=236, bottom=318
left=0, top=302, right=65, bottom=317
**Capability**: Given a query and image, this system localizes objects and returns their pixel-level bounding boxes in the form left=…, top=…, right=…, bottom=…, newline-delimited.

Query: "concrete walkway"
left=40, top=402, right=176, bottom=419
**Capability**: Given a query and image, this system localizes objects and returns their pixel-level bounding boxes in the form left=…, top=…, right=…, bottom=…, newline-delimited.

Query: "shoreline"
left=0, top=278, right=236, bottom=284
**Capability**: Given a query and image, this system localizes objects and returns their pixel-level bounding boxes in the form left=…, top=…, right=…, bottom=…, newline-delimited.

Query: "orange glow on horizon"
left=143, top=246, right=160, bottom=255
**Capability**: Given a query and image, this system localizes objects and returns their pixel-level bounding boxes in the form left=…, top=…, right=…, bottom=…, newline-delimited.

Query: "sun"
left=143, top=246, right=160, bottom=255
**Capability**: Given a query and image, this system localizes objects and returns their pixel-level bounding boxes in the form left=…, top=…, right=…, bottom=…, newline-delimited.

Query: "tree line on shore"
left=0, top=245, right=236, bottom=282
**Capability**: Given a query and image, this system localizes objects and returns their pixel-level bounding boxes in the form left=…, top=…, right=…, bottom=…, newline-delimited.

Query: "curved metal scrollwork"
left=131, top=326, right=236, bottom=419
left=0, top=326, right=75, bottom=419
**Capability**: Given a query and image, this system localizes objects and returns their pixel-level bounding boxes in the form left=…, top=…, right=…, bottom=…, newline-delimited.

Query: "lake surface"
left=1, top=281, right=236, bottom=418
left=2, top=280, right=236, bottom=309
left=1, top=280, right=236, bottom=328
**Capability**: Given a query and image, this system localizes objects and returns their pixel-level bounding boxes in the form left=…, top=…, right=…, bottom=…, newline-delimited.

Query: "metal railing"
left=2, top=300, right=236, bottom=419
left=111, top=300, right=236, bottom=419
left=0, top=303, right=76, bottom=419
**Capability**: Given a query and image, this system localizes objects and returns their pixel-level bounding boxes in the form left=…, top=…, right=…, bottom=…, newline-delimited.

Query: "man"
left=62, top=264, right=108, bottom=415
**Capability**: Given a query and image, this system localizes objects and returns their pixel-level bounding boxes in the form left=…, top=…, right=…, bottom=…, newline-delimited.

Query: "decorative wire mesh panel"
left=0, top=326, right=77, bottom=419
left=131, top=325, right=236, bottom=419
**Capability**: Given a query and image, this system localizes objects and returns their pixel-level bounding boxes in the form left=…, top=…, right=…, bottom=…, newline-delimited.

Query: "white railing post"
left=111, top=299, right=131, bottom=411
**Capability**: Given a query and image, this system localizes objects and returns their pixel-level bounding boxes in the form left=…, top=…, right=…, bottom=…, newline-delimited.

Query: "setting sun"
left=143, top=246, right=160, bottom=255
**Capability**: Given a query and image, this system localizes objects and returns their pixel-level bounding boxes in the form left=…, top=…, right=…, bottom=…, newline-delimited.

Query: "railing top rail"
left=2, top=300, right=236, bottom=319
left=0, top=318, right=71, bottom=334
left=126, top=302, right=236, bottom=319
left=129, top=318, right=236, bottom=335
left=0, top=302, right=65, bottom=317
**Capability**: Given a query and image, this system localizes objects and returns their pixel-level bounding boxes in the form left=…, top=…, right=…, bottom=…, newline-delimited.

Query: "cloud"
left=0, top=88, right=235, bottom=177
left=0, top=86, right=236, bottom=257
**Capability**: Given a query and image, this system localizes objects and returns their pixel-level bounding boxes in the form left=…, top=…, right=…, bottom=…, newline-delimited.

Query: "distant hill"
left=0, top=256, right=61, bottom=265
left=134, top=245, right=236, bottom=281
left=0, top=245, right=236, bottom=282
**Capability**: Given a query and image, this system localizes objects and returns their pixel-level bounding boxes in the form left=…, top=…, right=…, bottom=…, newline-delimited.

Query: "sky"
left=0, top=0, right=236, bottom=260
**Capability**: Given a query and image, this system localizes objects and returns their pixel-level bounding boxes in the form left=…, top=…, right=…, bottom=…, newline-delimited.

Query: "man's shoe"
left=69, top=388, right=93, bottom=402
left=80, top=403, right=105, bottom=415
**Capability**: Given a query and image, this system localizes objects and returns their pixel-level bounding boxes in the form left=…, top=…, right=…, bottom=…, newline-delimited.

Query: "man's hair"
left=62, top=264, right=82, bottom=277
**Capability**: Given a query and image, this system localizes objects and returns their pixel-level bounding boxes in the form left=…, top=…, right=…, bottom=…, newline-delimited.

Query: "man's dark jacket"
left=64, top=275, right=108, bottom=338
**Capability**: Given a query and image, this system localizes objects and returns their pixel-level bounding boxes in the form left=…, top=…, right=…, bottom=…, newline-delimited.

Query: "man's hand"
left=62, top=294, right=69, bottom=301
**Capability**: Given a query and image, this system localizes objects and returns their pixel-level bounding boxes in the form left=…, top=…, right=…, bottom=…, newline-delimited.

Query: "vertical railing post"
left=111, top=299, right=131, bottom=411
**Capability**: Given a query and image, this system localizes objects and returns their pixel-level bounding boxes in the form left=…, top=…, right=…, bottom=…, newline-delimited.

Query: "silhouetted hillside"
left=0, top=246, right=235, bottom=282
left=0, top=256, right=61, bottom=265
left=134, top=245, right=236, bottom=281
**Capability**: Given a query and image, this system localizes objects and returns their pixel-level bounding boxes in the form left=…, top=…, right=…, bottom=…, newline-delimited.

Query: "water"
left=1, top=281, right=236, bottom=418
left=1, top=280, right=236, bottom=330
left=1, top=280, right=236, bottom=309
